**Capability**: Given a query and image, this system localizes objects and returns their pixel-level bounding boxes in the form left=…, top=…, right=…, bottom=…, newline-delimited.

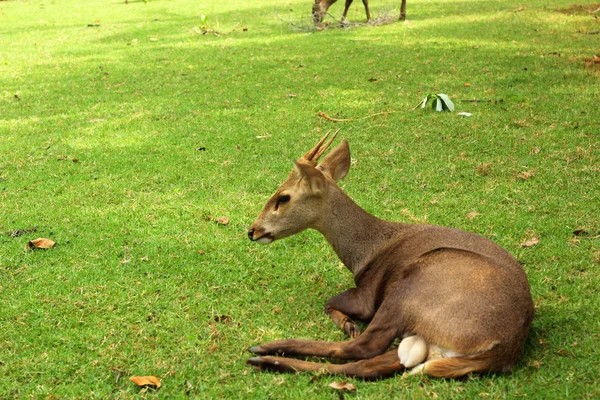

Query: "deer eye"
left=275, top=195, right=291, bottom=210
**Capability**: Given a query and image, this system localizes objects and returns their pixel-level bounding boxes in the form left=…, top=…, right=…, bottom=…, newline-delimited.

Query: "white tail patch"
left=398, top=335, right=428, bottom=368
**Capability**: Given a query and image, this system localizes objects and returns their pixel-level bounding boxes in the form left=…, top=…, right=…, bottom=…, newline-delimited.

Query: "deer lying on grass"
left=312, top=0, right=407, bottom=25
left=247, top=131, right=535, bottom=379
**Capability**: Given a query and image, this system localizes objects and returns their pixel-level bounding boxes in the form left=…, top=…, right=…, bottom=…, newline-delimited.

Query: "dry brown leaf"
left=465, top=211, right=481, bottom=220
left=518, top=170, right=536, bottom=180
left=522, top=237, right=540, bottom=247
left=129, top=376, right=161, bottom=389
left=215, top=216, right=230, bottom=225
left=464, top=83, right=473, bottom=87
left=328, top=381, right=356, bottom=391
left=475, top=162, right=492, bottom=176
left=28, top=238, right=56, bottom=249
left=529, top=360, right=542, bottom=368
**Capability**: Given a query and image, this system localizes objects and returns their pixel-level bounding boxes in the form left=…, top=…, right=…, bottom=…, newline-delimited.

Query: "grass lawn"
left=1, top=0, right=599, bottom=398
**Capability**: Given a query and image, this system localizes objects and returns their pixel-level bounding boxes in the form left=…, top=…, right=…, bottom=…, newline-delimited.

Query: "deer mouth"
left=248, top=228, right=274, bottom=245
left=256, top=235, right=274, bottom=245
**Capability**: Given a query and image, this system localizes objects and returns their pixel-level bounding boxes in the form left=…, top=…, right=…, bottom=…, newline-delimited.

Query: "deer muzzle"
left=248, top=228, right=274, bottom=245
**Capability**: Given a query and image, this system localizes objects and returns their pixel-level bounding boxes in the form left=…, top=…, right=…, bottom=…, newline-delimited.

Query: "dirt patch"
left=555, top=4, right=600, bottom=15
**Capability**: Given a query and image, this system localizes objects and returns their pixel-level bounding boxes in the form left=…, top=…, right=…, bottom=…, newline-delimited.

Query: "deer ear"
left=317, top=140, right=351, bottom=182
left=294, top=161, right=326, bottom=193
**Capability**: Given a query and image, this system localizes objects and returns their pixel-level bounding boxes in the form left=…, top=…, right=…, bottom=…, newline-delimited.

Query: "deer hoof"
left=344, top=322, right=361, bottom=338
left=248, top=346, right=267, bottom=355
left=247, top=357, right=267, bottom=369
left=247, top=356, right=292, bottom=373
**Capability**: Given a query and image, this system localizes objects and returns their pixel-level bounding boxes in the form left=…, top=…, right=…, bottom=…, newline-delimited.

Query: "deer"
left=246, top=131, right=535, bottom=379
left=312, top=0, right=407, bottom=25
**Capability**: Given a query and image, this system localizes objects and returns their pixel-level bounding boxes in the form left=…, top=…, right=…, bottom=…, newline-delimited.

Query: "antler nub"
left=301, top=129, right=340, bottom=164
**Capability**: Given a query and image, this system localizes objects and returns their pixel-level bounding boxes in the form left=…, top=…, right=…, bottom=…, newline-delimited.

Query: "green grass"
left=1, top=0, right=599, bottom=398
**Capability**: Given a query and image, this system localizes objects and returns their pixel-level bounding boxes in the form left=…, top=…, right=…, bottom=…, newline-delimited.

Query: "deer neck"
left=314, top=186, right=402, bottom=276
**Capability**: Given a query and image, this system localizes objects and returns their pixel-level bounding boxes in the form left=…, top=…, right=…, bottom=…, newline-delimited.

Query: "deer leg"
left=342, top=0, right=353, bottom=22
left=362, top=0, right=371, bottom=21
left=249, top=317, right=398, bottom=360
left=247, top=349, right=403, bottom=379
left=399, top=0, right=406, bottom=20
left=325, top=287, right=376, bottom=338
left=327, top=308, right=361, bottom=338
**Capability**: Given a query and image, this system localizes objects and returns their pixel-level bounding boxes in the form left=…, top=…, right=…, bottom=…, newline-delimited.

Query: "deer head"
left=248, top=130, right=351, bottom=244
left=312, top=0, right=328, bottom=24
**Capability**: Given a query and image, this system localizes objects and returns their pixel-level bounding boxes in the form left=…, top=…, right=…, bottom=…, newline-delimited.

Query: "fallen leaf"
left=529, top=360, right=542, bottom=368
left=215, top=216, right=229, bottom=225
left=130, top=376, right=161, bottom=389
left=465, top=211, right=481, bottom=220
left=475, top=162, right=492, bottom=176
left=518, top=170, right=536, bottom=180
left=28, top=238, right=56, bottom=249
left=328, top=381, right=356, bottom=391
left=521, top=237, right=540, bottom=247
left=464, top=83, right=473, bottom=87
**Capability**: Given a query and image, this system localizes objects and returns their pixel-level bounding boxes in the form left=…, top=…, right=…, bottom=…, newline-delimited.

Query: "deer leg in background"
left=325, top=287, right=377, bottom=338
left=248, top=349, right=403, bottom=379
left=362, top=0, right=371, bottom=21
left=400, top=0, right=406, bottom=20
left=327, top=308, right=361, bottom=338
left=342, top=0, right=354, bottom=22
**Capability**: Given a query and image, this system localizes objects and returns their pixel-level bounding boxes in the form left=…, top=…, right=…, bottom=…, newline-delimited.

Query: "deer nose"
left=247, top=229, right=255, bottom=241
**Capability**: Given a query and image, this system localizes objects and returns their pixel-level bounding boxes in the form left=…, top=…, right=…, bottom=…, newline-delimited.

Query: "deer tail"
left=419, top=345, right=511, bottom=378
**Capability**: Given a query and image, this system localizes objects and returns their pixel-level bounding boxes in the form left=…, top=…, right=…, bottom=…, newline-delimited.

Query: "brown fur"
left=247, top=133, right=535, bottom=379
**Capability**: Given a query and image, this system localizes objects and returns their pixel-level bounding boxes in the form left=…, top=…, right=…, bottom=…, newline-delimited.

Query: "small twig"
left=275, top=14, right=316, bottom=31
left=110, top=367, right=126, bottom=386
left=412, top=100, right=424, bottom=110
left=318, top=110, right=397, bottom=122
left=460, top=99, right=493, bottom=103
